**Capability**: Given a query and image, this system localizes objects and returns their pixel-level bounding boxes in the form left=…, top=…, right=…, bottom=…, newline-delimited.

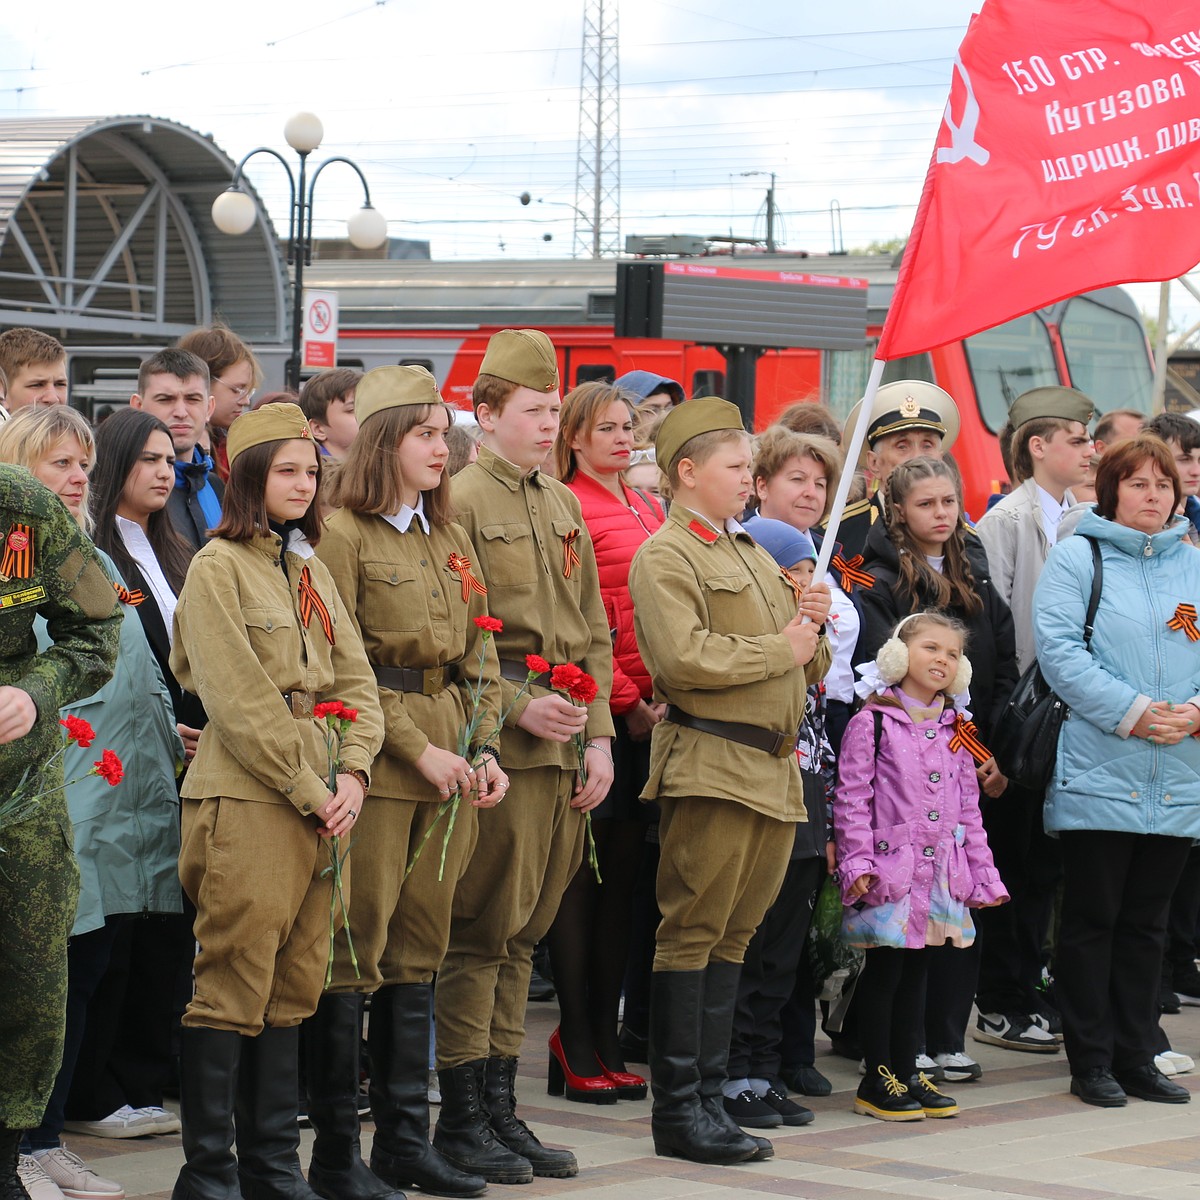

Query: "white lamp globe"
left=347, top=205, right=388, bottom=250
left=211, top=189, right=258, bottom=236
left=284, top=112, right=324, bottom=154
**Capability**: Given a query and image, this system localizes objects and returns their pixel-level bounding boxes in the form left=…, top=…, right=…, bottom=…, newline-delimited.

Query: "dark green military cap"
left=1007, top=386, right=1095, bottom=430
left=478, top=329, right=559, bottom=392
left=356, top=365, right=443, bottom=427
left=655, top=397, right=746, bottom=472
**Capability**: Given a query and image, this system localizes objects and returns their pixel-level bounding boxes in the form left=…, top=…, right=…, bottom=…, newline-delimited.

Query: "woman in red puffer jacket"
left=544, top=381, right=664, bottom=1104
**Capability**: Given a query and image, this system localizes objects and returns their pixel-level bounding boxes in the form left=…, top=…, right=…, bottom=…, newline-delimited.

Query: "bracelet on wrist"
left=473, top=745, right=501, bottom=767
left=346, top=769, right=369, bottom=797
left=584, top=740, right=613, bottom=764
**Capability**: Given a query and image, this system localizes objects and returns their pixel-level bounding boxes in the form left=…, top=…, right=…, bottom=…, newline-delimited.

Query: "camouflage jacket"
left=0, top=466, right=121, bottom=795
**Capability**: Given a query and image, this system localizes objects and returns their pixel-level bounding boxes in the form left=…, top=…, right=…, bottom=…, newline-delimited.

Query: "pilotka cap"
left=1007, top=385, right=1096, bottom=431
left=356, top=364, right=444, bottom=427
left=655, top=397, right=746, bottom=472
left=227, top=403, right=314, bottom=465
left=478, top=329, right=559, bottom=392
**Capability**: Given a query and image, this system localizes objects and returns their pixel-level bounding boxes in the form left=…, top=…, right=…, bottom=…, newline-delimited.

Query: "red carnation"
left=525, top=654, right=550, bottom=676
left=474, top=616, right=503, bottom=634
left=60, top=715, right=95, bottom=749
left=340, top=707, right=358, bottom=723
left=314, top=701, right=344, bottom=720
left=93, top=749, right=123, bottom=786
left=571, top=673, right=599, bottom=706
left=549, top=663, right=584, bottom=693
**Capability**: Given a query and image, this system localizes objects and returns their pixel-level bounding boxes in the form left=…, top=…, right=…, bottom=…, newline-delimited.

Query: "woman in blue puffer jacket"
left=1034, top=434, right=1200, bottom=1111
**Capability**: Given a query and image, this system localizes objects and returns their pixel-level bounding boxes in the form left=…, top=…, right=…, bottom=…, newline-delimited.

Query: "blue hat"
left=743, top=516, right=816, bottom=569
left=615, top=370, right=685, bottom=407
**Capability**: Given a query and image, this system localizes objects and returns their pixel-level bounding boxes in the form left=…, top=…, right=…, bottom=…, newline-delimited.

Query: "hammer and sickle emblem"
left=936, top=54, right=990, bottom=167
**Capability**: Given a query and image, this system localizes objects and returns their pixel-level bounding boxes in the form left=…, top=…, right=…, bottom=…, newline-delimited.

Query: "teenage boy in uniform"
left=628, top=398, right=831, bottom=1165
left=822, top=381, right=960, bottom=561
left=435, top=329, right=614, bottom=1184
left=973, top=386, right=1095, bottom=1055
left=0, top=329, right=69, bottom=412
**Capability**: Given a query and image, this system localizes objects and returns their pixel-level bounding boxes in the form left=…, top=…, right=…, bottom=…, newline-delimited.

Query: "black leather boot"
left=171, top=1027, right=243, bottom=1200
left=0, top=1126, right=31, bottom=1200
left=481, top=1057, right=577, bottom=1179
left=697, top=961, right=773, bottom=1161
left=236, top=1026, right=323, bottom=1200
left=367, top=985, right=486, bottom=1198
left=432, top=1061, right=532, bottom=1185
left=303, top=994, right=406, bottom=1200
left=648, top=969, right=757, bottom=1165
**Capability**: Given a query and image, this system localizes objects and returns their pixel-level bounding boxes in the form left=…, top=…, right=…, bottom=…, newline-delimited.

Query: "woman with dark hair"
left=313, top=366, right=506, bottom=1199
left=545, top=380, right=663, bottom=1104
left=53, top=407, right=200, bottom=1145
left=169, top=403, right=383, bottom=1200
left=856, top=455, right=1018, bottom=1085
left=1034, top=434, right=1200, bottom=1108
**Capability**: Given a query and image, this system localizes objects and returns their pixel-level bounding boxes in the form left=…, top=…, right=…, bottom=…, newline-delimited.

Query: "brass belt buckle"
left=290, top=691, right=315, bottom=719
left=772, top=731, right=798, bottom=758
left=423, top=666, right=445, bottom=696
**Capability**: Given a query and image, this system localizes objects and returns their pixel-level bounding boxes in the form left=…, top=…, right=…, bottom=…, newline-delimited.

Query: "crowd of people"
left=0, top=320, right=1198, bottom=1200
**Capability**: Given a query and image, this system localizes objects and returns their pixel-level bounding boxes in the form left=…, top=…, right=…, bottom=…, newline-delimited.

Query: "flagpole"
left=810, top=357, right=886, bottom=596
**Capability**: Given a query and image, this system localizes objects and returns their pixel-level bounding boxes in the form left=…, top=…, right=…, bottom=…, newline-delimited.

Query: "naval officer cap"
left=655, top=397, right=746, bottom=472
left=227, top=402, right=315, bottom=465
left=843, top=380, right=961, bottom=456
left=478, top=329, right=560, bottom=392
left=355, top=364, right=444, bottom=427
left=1006, top=386, right=1095, bottom=431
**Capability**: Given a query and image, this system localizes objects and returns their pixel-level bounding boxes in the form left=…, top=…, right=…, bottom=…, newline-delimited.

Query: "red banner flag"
left=876, top=1, right=1200, bottom=361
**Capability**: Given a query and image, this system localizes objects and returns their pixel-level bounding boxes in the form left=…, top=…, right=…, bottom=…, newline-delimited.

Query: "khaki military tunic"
left=317, top=509, right=502, bottom=987
left=436, top=444, right=615, bottom=1065
left=0, top=466, right=121, bottom=1129
left=629, top=503, right=830, bottom=970
left=171, top=531, right=384, bottom=1033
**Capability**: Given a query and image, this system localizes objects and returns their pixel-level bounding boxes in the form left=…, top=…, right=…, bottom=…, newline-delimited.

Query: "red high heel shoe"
left=597, top=1058, right=648, bottom=1101
left=547, top=1028, right=618, bottom=1104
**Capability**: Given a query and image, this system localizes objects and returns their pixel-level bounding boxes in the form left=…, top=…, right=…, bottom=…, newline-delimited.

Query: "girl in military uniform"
left=312, top=365, right=508, bottom=1200
left=169, top=404, right=383, bottom=1200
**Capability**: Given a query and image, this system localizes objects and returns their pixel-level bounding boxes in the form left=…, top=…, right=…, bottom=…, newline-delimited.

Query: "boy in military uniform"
left=628, top=398, right=831, bottom=1166
left=435, top=330, right=614, bottom=1184
left=821, top=381, right=960, bottom=562
left=0, top=466, right=121, bottom=1199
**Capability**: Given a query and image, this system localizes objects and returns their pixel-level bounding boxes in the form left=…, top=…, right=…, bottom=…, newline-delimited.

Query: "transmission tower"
left=573, top=0, right=621, bottom=258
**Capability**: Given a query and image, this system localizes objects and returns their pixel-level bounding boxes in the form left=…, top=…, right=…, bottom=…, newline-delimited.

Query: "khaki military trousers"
left=180, top=797, right=342, bottom=1035
left=328, top=794, right=479, bottom=992
left=0, top=805, right=79, bottom=1128
left=435, top=765, right=583, bottom=1067
left=654, top=795, right=793, bottom=972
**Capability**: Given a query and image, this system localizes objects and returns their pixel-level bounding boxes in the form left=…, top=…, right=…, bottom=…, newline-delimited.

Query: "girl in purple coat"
left=835, top=611, right=1007, bottom=1122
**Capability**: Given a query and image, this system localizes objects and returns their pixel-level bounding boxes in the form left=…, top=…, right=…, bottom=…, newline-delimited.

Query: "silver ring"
left=467, top=767, right=475, bottom=774
left=348, top=808, right=357, bottom=818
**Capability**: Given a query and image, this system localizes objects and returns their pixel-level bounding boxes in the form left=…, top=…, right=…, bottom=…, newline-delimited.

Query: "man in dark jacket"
left=130, top=349, right=223, bottom=550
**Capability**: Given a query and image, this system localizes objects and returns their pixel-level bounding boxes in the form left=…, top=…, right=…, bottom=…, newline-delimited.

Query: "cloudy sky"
left=2, top=0, right=1196, bottom=329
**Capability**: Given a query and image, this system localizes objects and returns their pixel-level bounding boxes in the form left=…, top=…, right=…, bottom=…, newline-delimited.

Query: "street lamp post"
left=211, top=112, right=388, bottom=391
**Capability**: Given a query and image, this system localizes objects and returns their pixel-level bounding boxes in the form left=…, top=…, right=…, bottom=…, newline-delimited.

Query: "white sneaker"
left=934, top=1051, right=983, bottom=1082
left=1155, top=1053, right=1180, bottom=1076
left=33, top=1147, right=125, bottom=1200
left=915, top=1053, right=942, bottom=1080
left=17, top=1156, right=66, bottom=1200
left=428, top=1069, right=442, bottom=1106
left=131, top=1106, right=181, bottom=1135
left=972, top=1012, right=1060, bottom=1053
left=1157, top=1050, right=1195, bottom=1074
left=62, top=1105, right=158, bottom=1139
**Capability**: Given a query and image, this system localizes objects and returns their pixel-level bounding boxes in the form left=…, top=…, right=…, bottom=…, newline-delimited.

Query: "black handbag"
left=991, top=536, right=1102, bottom=791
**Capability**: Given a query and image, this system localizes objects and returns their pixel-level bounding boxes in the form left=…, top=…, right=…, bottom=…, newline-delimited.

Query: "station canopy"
left=0, top=115, right=287, bottom=345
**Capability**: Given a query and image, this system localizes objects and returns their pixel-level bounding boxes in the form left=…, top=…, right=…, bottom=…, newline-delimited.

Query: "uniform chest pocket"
left=479, top=523, right=536, bottom=588
left=552, top=519, right=584, bottom=584
left=242, top=606, right=295, bottom=658
left=702, top=573, right=751, bottom=624
left=362, top=562, right=425, bottom=632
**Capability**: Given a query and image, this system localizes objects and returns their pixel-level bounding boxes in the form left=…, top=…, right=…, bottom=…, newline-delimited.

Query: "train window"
left=1059, top=297, right=1152, bottom=414
left=399, top=358, right=435, bottom=373
left=964, top=313, right=1058, bottom=434
left=587, top=293, right=616, bottom=321
left=691, top=370, right=724, bottom=398
left=337, top=358, right=364, bottom=370
left=575, top=364, right=614, bottom=385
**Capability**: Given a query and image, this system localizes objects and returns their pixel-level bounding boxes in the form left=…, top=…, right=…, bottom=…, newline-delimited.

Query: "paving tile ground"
left=68, top=999, right=1200, bottom=1200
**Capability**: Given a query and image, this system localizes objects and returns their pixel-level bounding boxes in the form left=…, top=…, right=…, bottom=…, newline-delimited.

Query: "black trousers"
left=727, top=855, right=823, bottom=1080
left=1056, top=830, right=1191, bottom=1074
left=975, top=783, right=1061, bottom=1014
left=1166, top=845, right=1200, bottom=975
left=855, top=947, right=931, bottom=1080
left=923, top=939, right=982, bottom=1056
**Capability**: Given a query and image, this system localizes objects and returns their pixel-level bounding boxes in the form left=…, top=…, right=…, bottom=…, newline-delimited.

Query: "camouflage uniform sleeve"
left=19, top=506, right=121, bottom=719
